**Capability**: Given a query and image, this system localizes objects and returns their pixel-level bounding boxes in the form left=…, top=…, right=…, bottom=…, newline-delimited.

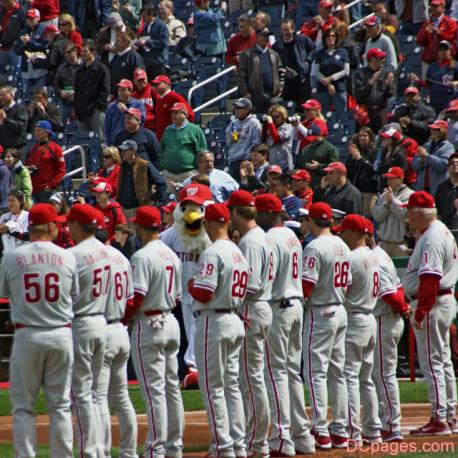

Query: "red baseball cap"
left=161, top=201, right=177, bottom=214
left=430, top=0, right=445, bottom=5
left=267, top=165, right=282, bottom=175
left=404, top=86, right=419, bottom=96
left=226, top=190, right=255, bottom=207
left=26, top=8, right=40, bottom=19
left=309, top=202, right=333, bottom=221
left=364, top=15, right=381, bottom=27
left=323, top=162, right=347, bottom=174
left=366, top=48, right=387, bottom=60
left=302, top=99, right=322, bottom=111
left=291, top=169, right=311, bottom=182
left=117, top=79, right=133, bottom=90
left=170, top=102, right=189, bottom=116
left=255, top=194, right=282, bottom=213
left=446, top=99, right=458, bottom=112
left=383, top=166, right=404, bottom=179
left=428, top=120, right=449, bottom=130
left=130, top=206, right=161, bottom=228
left=319, top=0, right=334, bottom=8
left=364, top=218, right=374, bottom=235
left=151, top=75, right=172, bottom=85
left=179, top=184, right=213, bottom=205
left=43, top=24, right=59, bottom=35
left=333, top=214, right=368, bottom=234
left=403, top=191, right=436, bottom=209
left=133, top=68, right=147, bottom=81
left=125, top=108, right=142, bottom=120
left=67, top=204, right=104, bottom=226
left=204, top=203, right=230, bottom=223
left=91, top=180, right=113, bottom=194
left=380, top=126, right=402, bottom=141
left=29, top=203, right=66, bottom=225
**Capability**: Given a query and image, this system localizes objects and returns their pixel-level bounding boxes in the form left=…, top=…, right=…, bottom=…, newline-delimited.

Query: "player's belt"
left=15, top=323, right=71, bottom=330
left=279, top=298, right=302, bottom=309
left=74, top=313, right=103, bottom=318
left=193, top=308, right=235, bottom=317
left=410, top=288, right=453, bottom=301
left=106, top=319, right=121, bottom=324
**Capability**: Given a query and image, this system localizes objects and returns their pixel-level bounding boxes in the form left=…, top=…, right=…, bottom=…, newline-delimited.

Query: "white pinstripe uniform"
left=403, top=220, right=458, bottom=422
left=191, top=239, right=249, bottom=458
left=130, top=239, right=184, bottom=458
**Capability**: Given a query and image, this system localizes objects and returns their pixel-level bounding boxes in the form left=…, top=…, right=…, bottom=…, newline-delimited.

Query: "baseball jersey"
left=403, top=220, right=458, bottom=299
left=130, top=239, right=182, bottom=312
left=238, top=226, right=272, bottom=302
left=160, top=226, right=201, bottom=304
left=302, top=235, right=352, bottom=306
left=69, top=237, right=112, bottom=316
left=0, top=241, right=79, bottom=327
left=372, top=245, right=401, bottom=317
left=266, top=226, right=303, bottom=301
left=191, top=239, right=250, bottom=312
left=104, top=245, right=134, bottom=321
left=344, top=246, right=379, bottom=314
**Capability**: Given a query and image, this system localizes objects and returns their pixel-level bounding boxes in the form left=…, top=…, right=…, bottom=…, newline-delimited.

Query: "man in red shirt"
left=30, top=0, right=59, bottom=26
left=225, top=14, right=256, bottom=66
left=151, top=74, right=195, bottom=140
left=132, top=67, right=155, bottom=130
left=300, top=0, right=334, bottom=42
left=25, top=120, right=65, bottom=203
left=291, top=169, right=313, bottom=209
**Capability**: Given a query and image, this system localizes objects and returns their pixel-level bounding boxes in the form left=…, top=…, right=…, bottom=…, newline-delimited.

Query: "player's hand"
left=401, top=304, right=413, bottom=320
left=307, top=160, right=319, bottom=170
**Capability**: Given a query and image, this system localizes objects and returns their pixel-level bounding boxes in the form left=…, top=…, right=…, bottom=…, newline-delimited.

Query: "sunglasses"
left=103, top=155, right=113, bottom=159
left=59, top=22, right=69, bottom=26
left=450, top=160, right=458, bottom=165
left=272, top=115, right=281, bottom=119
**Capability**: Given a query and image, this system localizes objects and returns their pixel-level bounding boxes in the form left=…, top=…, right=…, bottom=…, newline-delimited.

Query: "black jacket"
left=314, top=181, right=363, bottom=215
left=435, top=178, right=458, bottom=230
left=0, top=3, right=26, bottom=50
left=74, top=59, right=110, bottom=119
left=109, top=49, right=145, bottom=95
left=272, top=34, right=313, bottom=81
left=54, top=61, right=81, bottom=106
left=35, top=35, right=73, bottom=85
left=26, top=101, right=62, bottom=133
left=0, top=102, right=27, bottom=149
left=353, top=66, right=394, bottom=110
left=346, top=147, right=379, bottom=193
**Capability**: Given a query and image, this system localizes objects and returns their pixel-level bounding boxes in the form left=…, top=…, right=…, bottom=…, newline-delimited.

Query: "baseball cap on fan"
left=29, top=203, right=66, bottom=225
left=133, top=68, right=148, bottom=81
left=26, top=8, right=40, bottom=19
left=179, top=184, right=213, bottom=205
left=366, top=48, right=386, bottom=60
left=161, top=201, right=177, bottom=213
left=383, top=166, right=404, bottom=179
left=91, top=180, right=113, bottom=194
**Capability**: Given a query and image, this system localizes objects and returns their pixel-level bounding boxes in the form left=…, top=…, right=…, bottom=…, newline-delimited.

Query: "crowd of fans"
left=0, top=0, right=456, bottom=259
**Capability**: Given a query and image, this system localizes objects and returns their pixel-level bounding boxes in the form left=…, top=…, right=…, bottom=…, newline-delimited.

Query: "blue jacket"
left=138, top=19, right=169, bottom=66
left=0, top=161, right=11, bottom=209
left=13, top=24, right=46, bottom=73
left=104, top=98, right=146, bottom=145
left=65, top=0, right=111, bottom=28
left=194, top=8, right=227, bottom=56
left=412, top=140, right=454, bottom=195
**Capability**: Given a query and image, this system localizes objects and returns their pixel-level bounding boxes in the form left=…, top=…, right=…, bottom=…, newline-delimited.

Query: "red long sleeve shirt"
left=225, top=31, right=256, bottom=66
left=32, top=0, right=59, bottom=21
left=415, top=274, right=440, bottom=323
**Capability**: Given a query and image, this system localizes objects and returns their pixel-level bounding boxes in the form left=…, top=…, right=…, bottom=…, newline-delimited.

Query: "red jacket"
left=416, top=15, right=457, bottom=64
left=132, top=83, right=155, bottom=131
left=296, top=187, right=314, bottom=209
left=98, top=164, right=121, bottom=196
left=225, top=31, right=256, bottom=66
left=152, top=90, right=195, bottom=140
left=26, top=141, right=66, bottom=193
left=95, top=200, right=127, bottom=238
left=54, top=223, right=74, bottom=249
left=31, top=0, right=59, bottom=21
left=400, top=136, right=418, bottom=187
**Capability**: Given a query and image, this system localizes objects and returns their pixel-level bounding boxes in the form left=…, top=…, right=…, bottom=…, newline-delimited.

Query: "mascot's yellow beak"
left=183, top=210, right=203, bottom=236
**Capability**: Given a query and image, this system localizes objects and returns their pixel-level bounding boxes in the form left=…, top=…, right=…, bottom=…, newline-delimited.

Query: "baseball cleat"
left=362, top=435, right=382, bottom=444
left=409, top=418, right=451, bottom=436
left=447, top=418, right=458, bottom=434
left=245, top=452, right=270, bottom=457
left=381, top=430, right=404, bottom=442
left=268, top=450, right=294, bottom=457
left=183, top=366, right=199, bottom=389
left=330, top=433, right=349, bottom=448
left=310, top=430, right=332, bottom=450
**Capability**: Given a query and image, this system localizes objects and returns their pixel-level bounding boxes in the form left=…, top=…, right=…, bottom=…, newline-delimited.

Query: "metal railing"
left=62, top=145, right=87, bottom=181
left=349, top=12, right=375, bottom=30
left=188, top=65, right=238, bottom=113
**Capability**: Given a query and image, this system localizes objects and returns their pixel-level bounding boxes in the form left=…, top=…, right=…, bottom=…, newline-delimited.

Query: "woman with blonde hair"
left=88, top=146, right=122, bottom=195
left=58, top=13, right=83, bottom=52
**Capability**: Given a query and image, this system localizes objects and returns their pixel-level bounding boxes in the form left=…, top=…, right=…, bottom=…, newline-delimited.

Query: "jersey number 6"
left=24, top=272, right=60, bottom=303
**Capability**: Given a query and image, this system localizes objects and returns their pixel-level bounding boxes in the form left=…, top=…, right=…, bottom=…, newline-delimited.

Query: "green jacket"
left=160, top=122, right=207, bottom=174
left=296, top=139, right=340, bottom=189
left=11, top=162, right=33, bottom=209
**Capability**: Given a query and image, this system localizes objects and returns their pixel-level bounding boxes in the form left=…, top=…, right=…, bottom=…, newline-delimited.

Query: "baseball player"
left=255, top=194, right=315, bottom=456
left=366, top=220, right=411, bottom=442
left=123, top=206, right=184, bottom=458
left=335, top=214, right=382, bottom=444
left=188, top=203, right=249, bottom=458
left=68, top=204, right=112, bottom=458
left=227, top=190, right=273, bottom=457
left=301, top=202, right=351, bottom=449
left=0, top=204, right=78, bottom=458
left=402, top=191, right=458, bottom=436
left=94, top=229, right=137, bottom=458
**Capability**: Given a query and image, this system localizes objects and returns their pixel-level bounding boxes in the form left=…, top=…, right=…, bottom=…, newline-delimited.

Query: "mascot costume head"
left=173, top=183, right=213, bottom=252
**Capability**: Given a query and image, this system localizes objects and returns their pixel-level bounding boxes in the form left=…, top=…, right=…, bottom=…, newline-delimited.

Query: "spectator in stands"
left=369, top=0, right=398, bottom=34
left=263, top=104, right=293, bottom=172
left=89, top=145, right=122, bottom=195
left=54, top=43, right=80, bottom=124
left=393, top=86, right=437, bottom=145
left=273, top=173, right=303, bottom=219
left=335, top=20, right=360, bottom=73
left=226, top=97, right=262, bottom=180
left=311, top=26, right=350, bottom=121
left=117, top=139, right=167, bottom=218
left=314, top=161, right=363, bottom=215
left=175, top=16, right=198, bottom=60
left=151, top=74, right=195, bottom=140
left=114, top=108, right=161, bottom=169
left=377, top=125, right=407, bottom=185
left=416, top=0, right=457, bottom=78
left=160, top=102, right=207, bottom=192
left=58, top=13, right=82, bottom=52
left=74, top=39, right=110, bottom=141
left=112, top=223, right=136, bottom=258
left=25, top=120, right=65, bottom=203
left=47, top=191, right=74, bottom=248
left=239, top=144, right=270, bottom=193
left=412, top=119, right=454, bottom=195
left=226, top=14, right=256, bottom=67
left=112, top=0, right=141, bottom=31
left=294, top=99, right=329, bottom=150
left=67, top=0, right=111, bottom=39
left=135, top=3, right=169, bottom=78
left=26, top=87, right=62, bottom=133
left=394, top=0, right=428, bottom=35
left=0, top=190, right=28, bottom=252
left=109, top=32, right=145, bottom=94
left=291, top=169, right=313, bottom=209
left=0, top=85, right=27, bottom=151
left=3, top=148, right=33, bottom=209
left=0, top=0, right=26, bottom=67
left=96, top=11, right=135, bottom=66
left=296, top=122, right=339, bottom=189
left=238, top=28, right=283, bottom=114
left=346, top=128, right=379, bottom=217
left=30, top=0, right=59, bottom=27
left=161, top=201, right=176, bottom=229
left=299, top=0, right=334, bottom=44
left=445, top=99, right=458, bottom=148
left=252, top=10, right=271, bottom=33
left=372, top=166, right=413, bottom=256
left=363, top=15, right=398, bottom=75
left=273, top=19, right=313, bottom=105
left=353, top=48, right=395, bottom=133
left=92, top=180, right=127, bottom=238
left=132, top=68, right=154, bottom=130
left=105, top=79, right=146, bottom=145
left=435, top=152, right=458, bottom=230
left=181, top=150, right=239, bottom=202
left=14, top=9, right=47, bottom=93
left=158, top=0, right=186, bottom=46
left=0, top=155, right=10, bottom=213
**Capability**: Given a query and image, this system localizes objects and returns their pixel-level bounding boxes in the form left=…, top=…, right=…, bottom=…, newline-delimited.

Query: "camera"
left=260, top=114, right=268, bottom=123
left=28, top=165, right=38, bottom=176
left=287, top=115, right=302, bottom=123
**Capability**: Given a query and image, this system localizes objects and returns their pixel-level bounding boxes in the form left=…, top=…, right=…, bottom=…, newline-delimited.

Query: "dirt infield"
left=1, top=404, right=458, bottom=457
